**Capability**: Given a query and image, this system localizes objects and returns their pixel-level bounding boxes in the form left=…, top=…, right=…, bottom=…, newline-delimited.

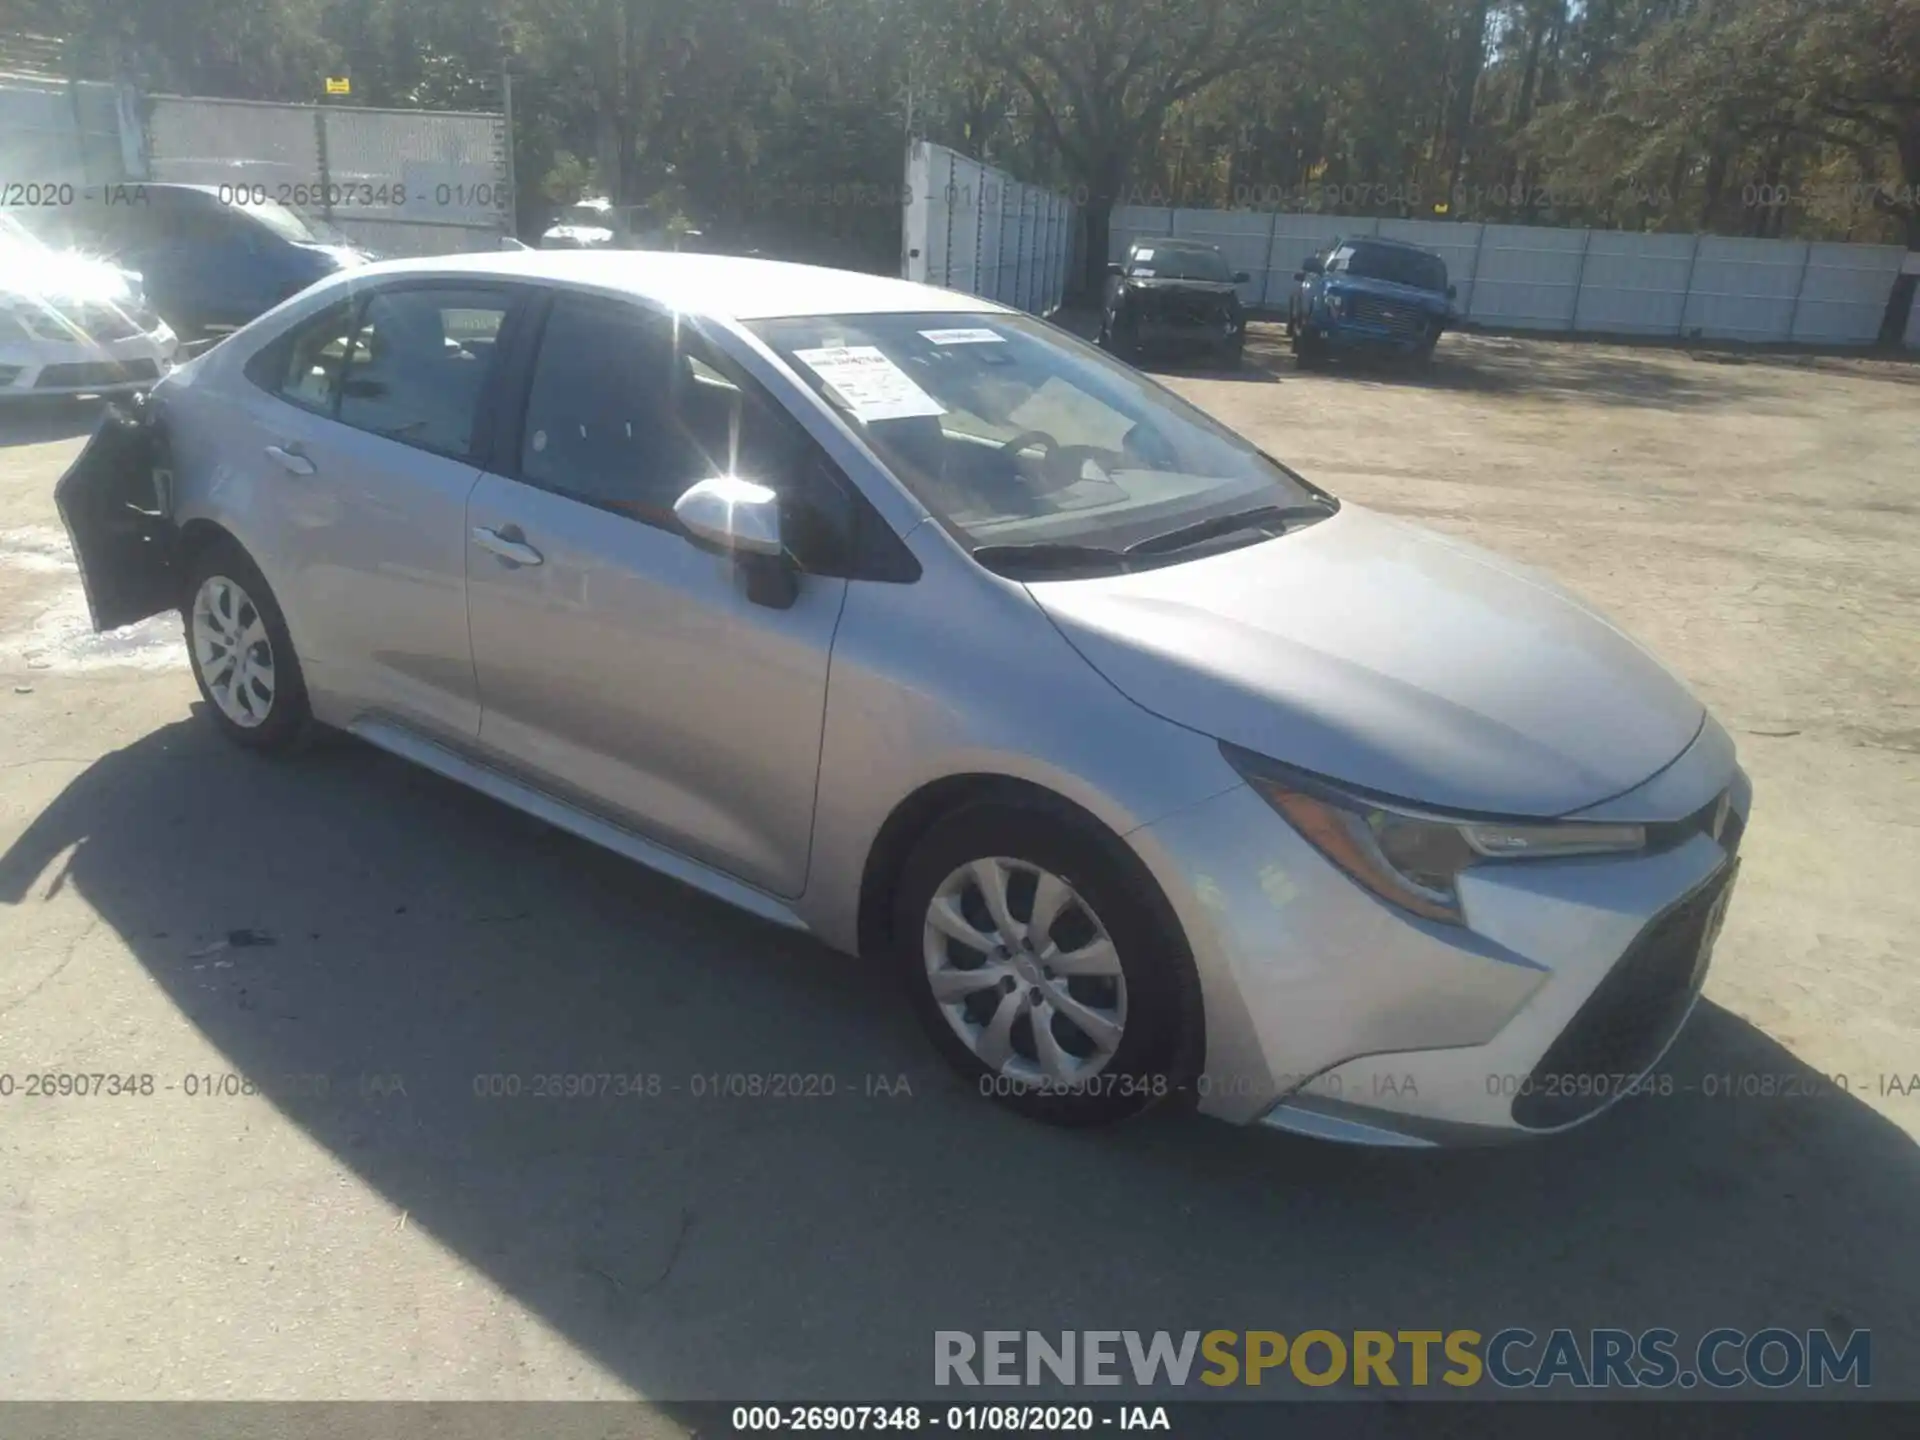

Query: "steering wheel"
left=997, top=429, right=1057, bottom=462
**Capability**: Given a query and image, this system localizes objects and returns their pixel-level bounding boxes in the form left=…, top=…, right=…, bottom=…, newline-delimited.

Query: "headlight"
left=1221, top=743, right=1646, bottom=925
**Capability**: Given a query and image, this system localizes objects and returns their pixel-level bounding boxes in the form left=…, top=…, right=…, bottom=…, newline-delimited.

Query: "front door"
left=465, top=292, right=849, bottom=897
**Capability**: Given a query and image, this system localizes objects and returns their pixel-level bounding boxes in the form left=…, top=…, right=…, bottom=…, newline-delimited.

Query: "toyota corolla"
left=55, top=252, right=1749, bottom=1144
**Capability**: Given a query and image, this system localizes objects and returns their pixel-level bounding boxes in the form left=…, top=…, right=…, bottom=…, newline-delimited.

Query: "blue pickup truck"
left=1286, top=236, right=1457, bottom=366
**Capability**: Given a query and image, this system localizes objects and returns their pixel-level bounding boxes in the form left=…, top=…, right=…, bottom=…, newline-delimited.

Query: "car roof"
left=1130, top=237, right=1219, bottom=251
left=340, top=250, right=1011, bottom=320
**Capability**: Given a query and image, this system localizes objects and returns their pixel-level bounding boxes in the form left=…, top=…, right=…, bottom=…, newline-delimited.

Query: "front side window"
left=519, top=294, right=845, bottom=562
left=336, top=286, right=509, bottom=457
left=748, top=312, right=1329, bottom=565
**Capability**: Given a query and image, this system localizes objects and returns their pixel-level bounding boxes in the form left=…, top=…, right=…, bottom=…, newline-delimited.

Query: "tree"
left=942, top=0, right=1310, bottom=294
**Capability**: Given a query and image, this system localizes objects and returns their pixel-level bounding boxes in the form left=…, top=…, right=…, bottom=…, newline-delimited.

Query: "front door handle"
left=472, top=525, right=544, bottom=567
left=265, top=444, right=315, bottom=476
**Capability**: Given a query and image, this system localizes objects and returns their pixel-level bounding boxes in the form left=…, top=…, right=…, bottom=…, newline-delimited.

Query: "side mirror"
left=1233, top=270, right=1250, bottom=285
left=1106, top=261, right=1124, bottom=276
left=672, top=475, right=796, bottom=607
left=1301, top=256, right=1323, bottom=275
left=1447, top=283, right=1458, bottom=300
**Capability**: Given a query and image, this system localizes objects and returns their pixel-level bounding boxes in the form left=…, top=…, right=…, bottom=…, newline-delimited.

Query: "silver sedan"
left=57, top=251, right=1749, bottom=1143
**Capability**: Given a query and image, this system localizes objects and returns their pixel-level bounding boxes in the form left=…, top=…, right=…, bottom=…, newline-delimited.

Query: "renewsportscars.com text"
left=934, top=1328, right=1871, bottom=1390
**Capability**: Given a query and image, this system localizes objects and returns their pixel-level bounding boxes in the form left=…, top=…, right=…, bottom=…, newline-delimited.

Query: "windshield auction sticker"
left=918, top=327, right=1006, bottom=345
left=794, top=345, right=946, bottom=421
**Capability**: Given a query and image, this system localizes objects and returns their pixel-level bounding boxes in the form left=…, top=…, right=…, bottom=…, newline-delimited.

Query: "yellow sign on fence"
left=324, top=76, right=351, bottom=95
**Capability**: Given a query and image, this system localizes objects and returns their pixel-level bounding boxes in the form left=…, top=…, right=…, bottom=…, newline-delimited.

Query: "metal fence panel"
left=1682, top=236, right=1806, bottom=341
left=903, top=140, right=1075, bottom=315
left=1792, top=242, right=1906, bottom=344
left=1108, top=203, right=1915, bottom=346
left=1469, top=224, right=1590, bottom=329
left=1574, top=230, right=1696, bottom=334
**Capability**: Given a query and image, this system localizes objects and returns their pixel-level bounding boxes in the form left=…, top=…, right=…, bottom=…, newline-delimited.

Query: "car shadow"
left=2, top=717, right=1916, bottom=1404
left=0, top=397, right=105, bottom=449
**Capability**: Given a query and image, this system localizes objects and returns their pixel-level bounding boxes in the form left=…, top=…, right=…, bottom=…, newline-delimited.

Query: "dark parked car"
left=1099, top=238, right=1249, bottom=368
left=1287, top=236, right=1455, bottom=366
left=28, top=183, right=373, bottom=342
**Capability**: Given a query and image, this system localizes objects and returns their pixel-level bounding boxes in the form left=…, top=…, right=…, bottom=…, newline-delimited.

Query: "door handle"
left=472, top=525, right=544, bottom=567
left=265, top=444, right=315, bottom=476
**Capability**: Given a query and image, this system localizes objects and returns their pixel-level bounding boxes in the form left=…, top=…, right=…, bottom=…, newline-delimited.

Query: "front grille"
left=1511, top=867, right=1734, bottom=1129
left=36, top=358, right=159, bottom=389
left=1350, top=294, right=1428, bottom=338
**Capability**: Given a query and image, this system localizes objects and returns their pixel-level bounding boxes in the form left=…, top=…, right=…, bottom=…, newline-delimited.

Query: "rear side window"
left=335, top=286, right=511, bottom=459
left=244, top=300, right=359, bottom=414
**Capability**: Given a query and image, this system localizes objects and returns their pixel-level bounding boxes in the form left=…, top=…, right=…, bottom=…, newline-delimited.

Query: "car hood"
left=0, top=245, right=141, bottom=306
left=1327, top=274, right=1450, bottom=312
left=1028, top=505, right=1704, bottom=816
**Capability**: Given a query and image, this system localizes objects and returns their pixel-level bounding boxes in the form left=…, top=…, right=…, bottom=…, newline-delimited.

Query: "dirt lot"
left=0, top=328, right=1915, bottom=1405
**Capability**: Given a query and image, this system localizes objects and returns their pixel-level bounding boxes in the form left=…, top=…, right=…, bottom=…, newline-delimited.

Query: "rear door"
left=225, top=281, right=527, bottom=740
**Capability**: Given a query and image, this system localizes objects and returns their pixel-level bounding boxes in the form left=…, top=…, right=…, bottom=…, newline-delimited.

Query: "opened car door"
left=54, top=397, right=179, bottom=631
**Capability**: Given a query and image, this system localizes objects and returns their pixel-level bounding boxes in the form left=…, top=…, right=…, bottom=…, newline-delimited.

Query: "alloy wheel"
left=922, top=857, right=1127, bottom=1083
left=191, top=574, right=276, bottom=728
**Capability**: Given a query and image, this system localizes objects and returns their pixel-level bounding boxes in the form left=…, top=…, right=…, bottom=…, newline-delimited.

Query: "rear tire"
left=182, top=537, right=314, bottom=754
left=1218, top=337, right=1245, bottom=370
left=892, top=800, right=1201, bottom=1127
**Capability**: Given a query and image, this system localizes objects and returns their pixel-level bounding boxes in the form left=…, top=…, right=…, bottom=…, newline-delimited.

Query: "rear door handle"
left=472, top=525, right=544, bottom=567
left=265, top=444, right=315, bottom=476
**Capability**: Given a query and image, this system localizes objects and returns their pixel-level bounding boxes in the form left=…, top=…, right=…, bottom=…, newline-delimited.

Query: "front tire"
left=183, top=537, right=314, bottom=753
left=1293, top=326, right=1327, bottom=370
left=893, top=800, right=1200, bottom=1127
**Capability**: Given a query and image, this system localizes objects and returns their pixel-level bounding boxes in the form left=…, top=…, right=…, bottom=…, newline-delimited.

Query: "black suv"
left=1099, top=238, right=1250, bottom=368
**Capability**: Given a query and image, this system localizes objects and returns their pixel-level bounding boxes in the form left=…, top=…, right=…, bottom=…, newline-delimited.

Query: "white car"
left=0, top=214, right=179, bottom=399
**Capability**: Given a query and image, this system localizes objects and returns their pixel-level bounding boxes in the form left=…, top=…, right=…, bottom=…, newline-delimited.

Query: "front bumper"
left=0, top=324, right=179, bottom=398
left=1128, top=724, right=1750, bottom=1145
left=1317, top=318, right=1440, bottom=354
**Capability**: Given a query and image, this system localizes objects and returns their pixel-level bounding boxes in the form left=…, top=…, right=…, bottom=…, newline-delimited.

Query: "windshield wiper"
left=969, top=541, right=1132, bottom=573
left=1124, top=501, right=1335, bottom=557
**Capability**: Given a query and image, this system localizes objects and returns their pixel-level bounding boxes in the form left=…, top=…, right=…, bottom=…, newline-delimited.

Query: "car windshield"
left=748, top=311, right=1330, bottom=562
left=1338, top=242, right=1447, bottom=292
left=1128, top=243, right=1231, bottom=282
left=230, top=198, right=353, bottom=248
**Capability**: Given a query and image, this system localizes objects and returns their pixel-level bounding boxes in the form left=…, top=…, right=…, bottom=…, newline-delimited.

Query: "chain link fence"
left=144, top=95, right=511, bottom=257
